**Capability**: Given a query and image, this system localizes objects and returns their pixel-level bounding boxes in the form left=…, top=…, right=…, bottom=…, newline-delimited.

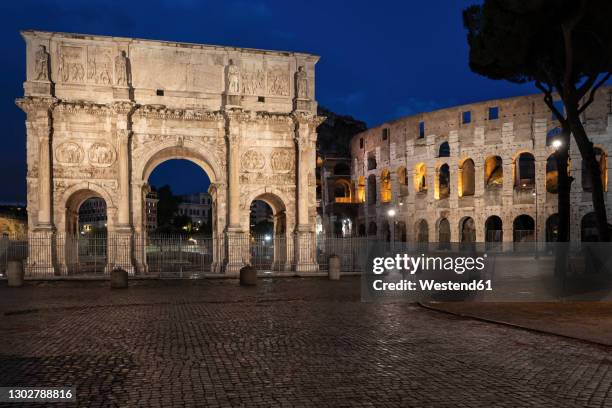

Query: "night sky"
left=0, top=0, right=538, bottom=203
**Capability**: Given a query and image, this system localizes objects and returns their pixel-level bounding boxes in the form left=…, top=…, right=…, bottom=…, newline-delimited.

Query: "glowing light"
left=552, top=139, right=563, bottom=149
left=387, top=209, right=396, bottom=217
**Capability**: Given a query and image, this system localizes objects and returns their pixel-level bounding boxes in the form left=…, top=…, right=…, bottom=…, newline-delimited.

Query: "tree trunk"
left=555, top=135, right=571, bottom=242
left=566, top=105, right=610, bottom=242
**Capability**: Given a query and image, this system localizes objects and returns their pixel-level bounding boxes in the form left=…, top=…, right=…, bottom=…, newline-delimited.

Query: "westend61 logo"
left=369, top=253, right=493, bottom=293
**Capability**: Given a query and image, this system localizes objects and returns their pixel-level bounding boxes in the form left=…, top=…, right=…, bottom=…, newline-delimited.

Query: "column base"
left=293, top=226, right=319, bottom=274
left=26, top=226, right=56, bottom=277
left=224, top=228, right=246, bottom=275
left=110, top=227, right=135, bottom=275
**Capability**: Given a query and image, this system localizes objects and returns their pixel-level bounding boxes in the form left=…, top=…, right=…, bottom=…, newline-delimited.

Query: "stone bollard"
left=329, top=255, right=341, bottom=281
left=239, top=265, right=257, bottom=286
left=110, top=268, right=128, bottom=289
left=7, top=261, right=24, bottom=287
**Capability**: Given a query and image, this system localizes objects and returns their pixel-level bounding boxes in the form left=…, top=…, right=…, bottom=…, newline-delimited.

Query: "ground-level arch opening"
left=513, top=214, right=535, bottom=242
left=546, top=213, right=559, bottom=242
left=581, top=212, right=598, bottom=242
left=438, top=218, right=451, bottom=248
left=460, top=217, right=476, bottom=243
left=485, top=215, right=503, bottom=242
left=63, top=190, right=109, bottom=274
left=248, top=192, right=288, bottom=271
left=416, top=219, right=429, bottom=243
left=145, top=158, right=215, bottom=275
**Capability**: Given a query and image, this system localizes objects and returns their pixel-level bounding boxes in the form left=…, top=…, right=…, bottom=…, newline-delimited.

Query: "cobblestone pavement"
left=0, top=278, right=611, bottom=407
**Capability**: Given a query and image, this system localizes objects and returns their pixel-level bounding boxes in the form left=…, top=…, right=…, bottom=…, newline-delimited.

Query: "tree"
left=464, top=0, right=612, bottom=241
left=155, top=185, right=181, bottom=231
left=251, top=220, right=273, bottom=237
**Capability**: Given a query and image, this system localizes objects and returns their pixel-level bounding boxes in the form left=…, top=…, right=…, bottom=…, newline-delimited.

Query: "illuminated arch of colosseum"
left=351, top=90, right=612, bottom=243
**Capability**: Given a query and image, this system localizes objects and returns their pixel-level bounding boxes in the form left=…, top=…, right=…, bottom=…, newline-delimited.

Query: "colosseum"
left=348, top=89, right=612, bottom=244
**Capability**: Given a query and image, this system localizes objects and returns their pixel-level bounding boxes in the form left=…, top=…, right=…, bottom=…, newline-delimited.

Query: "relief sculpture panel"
left=57, top=45, right=85, bottom=83
left=88, top=143, right=117, bottom=167
left=87, top=46, right=113, bottom=85
left=270, top=148, right=294, bottom=172
left=55, top=142, right=84, bottom=165
left=241, top=149, right=265, bottom=172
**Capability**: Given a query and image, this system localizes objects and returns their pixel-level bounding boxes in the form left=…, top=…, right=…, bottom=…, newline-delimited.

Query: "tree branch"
left=578, top=72, right=612, bottom=114
left=536, top=81, right=567, bottom=124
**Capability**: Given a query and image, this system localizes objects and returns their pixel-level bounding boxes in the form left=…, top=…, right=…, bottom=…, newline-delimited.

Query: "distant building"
left=0, top=204, right=28, bottom=236
left=177, top=192, right=212, bottom=228
left=78, top=198, right=107, bottom=233
left=145, top=191, right=159, bottom=231
left=317, top=156, right=360, bottom=236
left=250, top=200, right=273, bottom=228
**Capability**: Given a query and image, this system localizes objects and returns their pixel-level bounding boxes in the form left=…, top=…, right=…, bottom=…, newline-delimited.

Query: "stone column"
left=16, top=97, right=57, bottom=276
left=293, top=113, right=320, bottom=273
left=110, top=102, right=136, bottom=274
left=224, top=109, right=246, bottom=275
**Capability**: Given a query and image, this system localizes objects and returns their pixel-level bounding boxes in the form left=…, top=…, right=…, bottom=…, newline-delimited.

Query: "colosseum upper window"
left=437, top=164, right=450, bottom=200
left=367, top=175, right=377, bottom=204
left=485, top=156, right=503, bottom=188
left=414, top=163, right=427, bottom=193
left=488, top=106, right=499, bottom=120
left=582, top=147, right=608, bottom=192
left=418, top=121, right=425, bottom=139
left=438, top=142, right=450, bottom=157
left=546, top=155, right=558, bottom=194
left=367, top=152, right=377, bottom=170
left=514, top=152, right=535, bottom=189
left=356, top=176, right=366, bottom=203
left=459, top=158, right=475, bottom=197
left=462, top=111, right=471, bottom=124
left=397, top=166, right=409, bottom=196
left=380, top=169, right=392, bottom=203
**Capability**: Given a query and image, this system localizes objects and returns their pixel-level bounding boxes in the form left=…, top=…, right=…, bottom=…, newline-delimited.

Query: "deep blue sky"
left=0, top=0, right=537, bottom=203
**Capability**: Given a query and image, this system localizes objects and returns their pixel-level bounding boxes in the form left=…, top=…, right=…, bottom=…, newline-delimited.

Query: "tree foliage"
left=464, top=0, right=612, bottom=241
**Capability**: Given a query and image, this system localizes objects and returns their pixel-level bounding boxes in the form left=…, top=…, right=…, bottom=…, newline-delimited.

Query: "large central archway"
left=143, top=158, right=216, bottom=276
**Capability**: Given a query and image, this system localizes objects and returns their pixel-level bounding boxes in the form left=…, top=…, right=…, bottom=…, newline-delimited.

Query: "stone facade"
left=350, top=89, right=612, bottom=243
left=17, top=30, right=322, bottom=275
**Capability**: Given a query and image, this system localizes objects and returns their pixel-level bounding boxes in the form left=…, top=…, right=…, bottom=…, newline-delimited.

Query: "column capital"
left=110, top=100, right=137, bottom=116
left=15, top=96, right=58, bottom=116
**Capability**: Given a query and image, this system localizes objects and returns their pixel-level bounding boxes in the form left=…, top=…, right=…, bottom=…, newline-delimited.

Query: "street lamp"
left=552, top=139, right=563, bottom=149
left=387, top=209, right=396, bottom=245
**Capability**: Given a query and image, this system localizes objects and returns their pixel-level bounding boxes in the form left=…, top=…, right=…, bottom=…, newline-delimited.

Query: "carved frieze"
left=55, top=101, right=110, bottom=116
left=239, top=172, right=295, bottom=185
left=241, top=149, right=265, bottom=172
left=55, top=142, right=84, bottom=165
left=86, top=46, right=113, bottom=85
left=270, top=148, right=294, bottom=172
left=135, top=105, right=224, bottom=122
left=58, top=45, right=85, bottom=83
left=88, top=143, right=117, bottom=167
left=267, top=67, right=289, bottom=96
left=242, top=65, right=265, bottom=95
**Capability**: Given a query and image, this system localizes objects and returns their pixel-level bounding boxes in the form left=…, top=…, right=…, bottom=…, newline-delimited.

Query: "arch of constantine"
left=17, top=30, right=322, bottom=275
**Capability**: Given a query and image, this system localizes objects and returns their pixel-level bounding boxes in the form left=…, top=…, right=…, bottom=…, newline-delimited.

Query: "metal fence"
left=0, top=232, right=561, bottom=279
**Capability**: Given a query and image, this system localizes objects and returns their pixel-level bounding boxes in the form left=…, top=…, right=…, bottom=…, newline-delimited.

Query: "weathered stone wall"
left=351, top=89, right=612, bottom=242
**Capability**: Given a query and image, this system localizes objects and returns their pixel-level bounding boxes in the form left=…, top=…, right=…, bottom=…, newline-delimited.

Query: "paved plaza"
left=1, top=278, right=611, bottom=407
